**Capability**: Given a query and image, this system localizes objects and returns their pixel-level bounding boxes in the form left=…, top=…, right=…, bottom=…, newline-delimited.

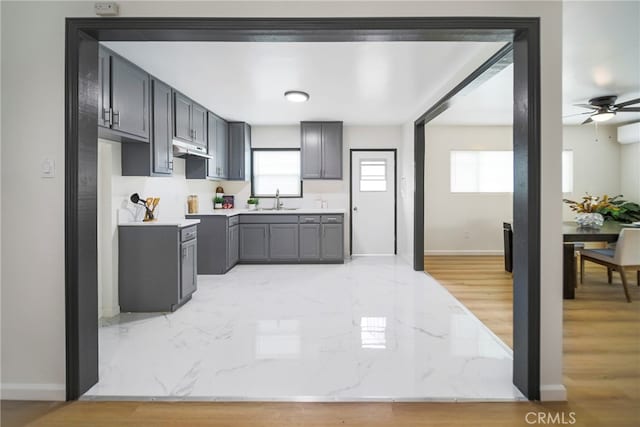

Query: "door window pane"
left=360, top=159, right=387, bottom=192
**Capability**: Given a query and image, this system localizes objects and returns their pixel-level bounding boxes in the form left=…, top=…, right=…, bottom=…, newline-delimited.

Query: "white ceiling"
left=432, top=1, right=640, bottom=126
left=103, top=41, right=504, bottom=125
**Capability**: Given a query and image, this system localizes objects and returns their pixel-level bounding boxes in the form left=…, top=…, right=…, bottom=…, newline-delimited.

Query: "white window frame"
left=251, top=149, right=303, bottom=198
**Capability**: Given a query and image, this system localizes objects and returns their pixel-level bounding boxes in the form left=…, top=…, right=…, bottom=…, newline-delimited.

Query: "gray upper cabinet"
left=121, top=78, right=173, bottom=176
left=228, top=122, right=251, bottom=181
left=98, top=46, right=150, bottom=143
left=208, top=113, right=229, bottom=180
left=151, top=79, right=173, bottom=175
left=239, top=224, right=269, bottom=261
left=301, top=121, right=343, bottom=180
left=173, top=91, right=207, bottom=148
left=301, top=123, right=323, bottom=178
left=269, top=224, right=299, bottom=260
left=173, top=92, right=192, bottom=141
left=192, top=103, right=208, bottom=148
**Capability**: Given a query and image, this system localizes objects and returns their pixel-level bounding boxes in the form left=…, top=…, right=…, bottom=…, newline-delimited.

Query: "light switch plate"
left=95, top=2, right=119, bottom=16
left=41, top=159, right=55, bottom=178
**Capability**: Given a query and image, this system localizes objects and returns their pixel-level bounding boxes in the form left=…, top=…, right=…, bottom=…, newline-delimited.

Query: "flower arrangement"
left=563, top=194, right=617, bottom=213
left=563, top=194, right=640, bottom=224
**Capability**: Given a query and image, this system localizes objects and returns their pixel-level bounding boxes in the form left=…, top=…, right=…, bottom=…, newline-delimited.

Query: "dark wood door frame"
left=349, top=149, right=398, bottom=256
left=66, top=17, right=541, bottom=401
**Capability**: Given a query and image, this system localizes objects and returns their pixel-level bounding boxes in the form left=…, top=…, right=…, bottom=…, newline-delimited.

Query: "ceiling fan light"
left=284, top=90, right=309, bottom=103
left=591, top=111, right=615, bottom=122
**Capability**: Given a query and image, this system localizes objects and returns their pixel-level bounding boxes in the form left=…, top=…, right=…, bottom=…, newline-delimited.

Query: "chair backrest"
left=614, top=228, right=640, bottom=266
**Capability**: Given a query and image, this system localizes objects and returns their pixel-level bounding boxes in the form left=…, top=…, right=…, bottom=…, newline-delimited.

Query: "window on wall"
left=251, top=149, right=302, bottom=197
left=450, top=150, right=574, bottom=193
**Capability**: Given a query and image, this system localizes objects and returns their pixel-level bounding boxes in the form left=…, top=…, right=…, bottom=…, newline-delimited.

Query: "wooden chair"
left=580, top=228, right=640, bottom=302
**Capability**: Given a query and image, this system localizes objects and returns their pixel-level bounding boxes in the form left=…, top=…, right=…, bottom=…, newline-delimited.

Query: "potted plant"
left=563, top=193, right=617, bottom=228
left=213, top=196, right=224, bottom=209
left=247, top=198, right=259, bottom=210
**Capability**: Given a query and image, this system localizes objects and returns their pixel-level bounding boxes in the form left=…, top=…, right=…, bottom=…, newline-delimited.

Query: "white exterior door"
left=351, top=151, right=395, bottom=255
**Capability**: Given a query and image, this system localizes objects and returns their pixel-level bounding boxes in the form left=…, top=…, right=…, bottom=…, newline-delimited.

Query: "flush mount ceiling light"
left=284, top=90, right=309, bottom=103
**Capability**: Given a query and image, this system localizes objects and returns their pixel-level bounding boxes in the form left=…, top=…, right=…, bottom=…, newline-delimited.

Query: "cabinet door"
left=174, top=92, right=192, bottom=142
left=98, top=48, right=111, bottom=128
left=192, top=103, right=208, bottom=148
left=321, top=224, right=344, bottom=260
left=227, top=225, right=239, bottom=268
left=239, top=224, right=268, bottom=261
left=110, top=55, right=149, bottom=140
left=321, top=122, right=343, bottom=179
left=269, top=224, right=299, bottom=260
left=152, top=79, right=173, bottom=175
left=228, top=122, right=248, bottom=181
left=299, top=224, right=321, bottom=260
left=207, top=112, right=218, bottom=178
left=216, top=117, right=229, bottom=179
left=301, top=122, right=323, bottom=179
left=180, top=239, right=198, bottom=298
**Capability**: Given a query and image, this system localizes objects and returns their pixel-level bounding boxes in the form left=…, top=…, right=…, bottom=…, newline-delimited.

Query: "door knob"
left=353, top=206, right=358, bottom=211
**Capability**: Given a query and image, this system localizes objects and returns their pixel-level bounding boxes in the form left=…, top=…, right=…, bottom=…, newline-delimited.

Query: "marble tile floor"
left=84, top=257, right=525, bottom=401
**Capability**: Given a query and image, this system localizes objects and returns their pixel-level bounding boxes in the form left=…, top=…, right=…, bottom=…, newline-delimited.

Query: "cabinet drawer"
left=181, top=226, right=197, bottom=242
left=299, top=215, right=320, bottom=224
left=240, top=215, right=299, bottom=224
left=321, top=215, right=343, bottom=224
left=228, top=215, right=240, bottom=227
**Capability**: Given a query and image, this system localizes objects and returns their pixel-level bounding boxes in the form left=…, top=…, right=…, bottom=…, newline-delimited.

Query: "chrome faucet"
left=274, top=188, right=282, bottom=210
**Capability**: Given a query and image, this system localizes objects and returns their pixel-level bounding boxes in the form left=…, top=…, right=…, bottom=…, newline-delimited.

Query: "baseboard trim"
left=1, top=383, right=66, bottom=401
left=424, top=250, right=504, bottom=256
left=540, top=384, right=567, bottom=402
left=101, top=304, right=120, bottom=318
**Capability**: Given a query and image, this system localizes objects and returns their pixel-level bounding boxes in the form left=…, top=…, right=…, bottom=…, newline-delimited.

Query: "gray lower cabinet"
left=118, top=224, right=197, bottom=312
left=301, top=121, right=343, bottom=180
left=321, top=224, right=344, bottom=260
left=239, top=224, right=269, bottom=261
left=122, top=78, right=173, bottom=176
left=180, top=238, right=197, bottom=298
left=98, top=46, right=150, bottom=143
left=228, top=224, right=240, bottom=268
left=228, top=122, right=251, bottom=181
left=299, top=224, right=321, bottom=260
left=269, top=224, right=299, bottom=260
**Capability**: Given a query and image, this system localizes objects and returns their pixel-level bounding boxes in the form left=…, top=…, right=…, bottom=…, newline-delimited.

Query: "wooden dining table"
left=562, top=221, right=624, bottom=299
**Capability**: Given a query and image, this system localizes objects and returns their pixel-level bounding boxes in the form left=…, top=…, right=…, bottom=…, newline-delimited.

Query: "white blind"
left=252, top=150, right=301, bottom=197
left=450, top=150, right=574, bottom=193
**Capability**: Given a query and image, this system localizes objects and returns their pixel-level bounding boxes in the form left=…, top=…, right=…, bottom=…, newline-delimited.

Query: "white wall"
left=620, top=142, right=640, bottom=203
left=424, top=126, right=513, bottom=255
left=1, top=0, right=564, bottom=401
left=562, top=125, right=622, bottom=219
left=423, top=125, right=622, bottom=254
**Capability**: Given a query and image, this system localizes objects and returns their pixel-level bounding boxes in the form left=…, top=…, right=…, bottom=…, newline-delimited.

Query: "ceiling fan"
left=567, top=95, right=640, bottom=124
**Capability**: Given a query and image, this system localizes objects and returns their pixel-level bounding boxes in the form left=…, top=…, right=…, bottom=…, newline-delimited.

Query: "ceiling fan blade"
left=617, top=107, right=640, bottom=112
left=581, top=116, right=593, bottom=125
left=614, top=98, right=640, bottom=108
left=574, top=103, right=598, bottom=110
left=563, top=112, right=592, bottom=118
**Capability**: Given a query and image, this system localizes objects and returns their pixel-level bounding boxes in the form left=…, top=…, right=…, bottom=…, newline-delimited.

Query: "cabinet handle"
left=168, top=160, right=174, bottom=170
left=183, top=248, right=187, bottom=258
left=304, top=217, right=315, bottom=222
left=327, top=217, right=337, bottom=222
left=104, top=108, right=112, bottom=126
left=113, top=110, right=120, bottom=126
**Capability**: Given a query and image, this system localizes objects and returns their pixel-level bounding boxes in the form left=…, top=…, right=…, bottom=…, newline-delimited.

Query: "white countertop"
left=119, top=218, right=201, bottom=227
left=186, top=208, right=346, bottom=217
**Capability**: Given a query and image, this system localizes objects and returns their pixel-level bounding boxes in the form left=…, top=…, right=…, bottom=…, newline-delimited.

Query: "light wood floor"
left=3, top=256, right=639, bottom=426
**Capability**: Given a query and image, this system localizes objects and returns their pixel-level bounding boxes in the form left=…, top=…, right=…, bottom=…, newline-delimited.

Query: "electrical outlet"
left=95, top=2, right=119, bottom=16
left=41, top=159, right=55, bottom=178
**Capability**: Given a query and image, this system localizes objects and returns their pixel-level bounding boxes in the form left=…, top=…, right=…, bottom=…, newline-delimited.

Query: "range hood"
left=172, top=140, right=213, bottom=159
